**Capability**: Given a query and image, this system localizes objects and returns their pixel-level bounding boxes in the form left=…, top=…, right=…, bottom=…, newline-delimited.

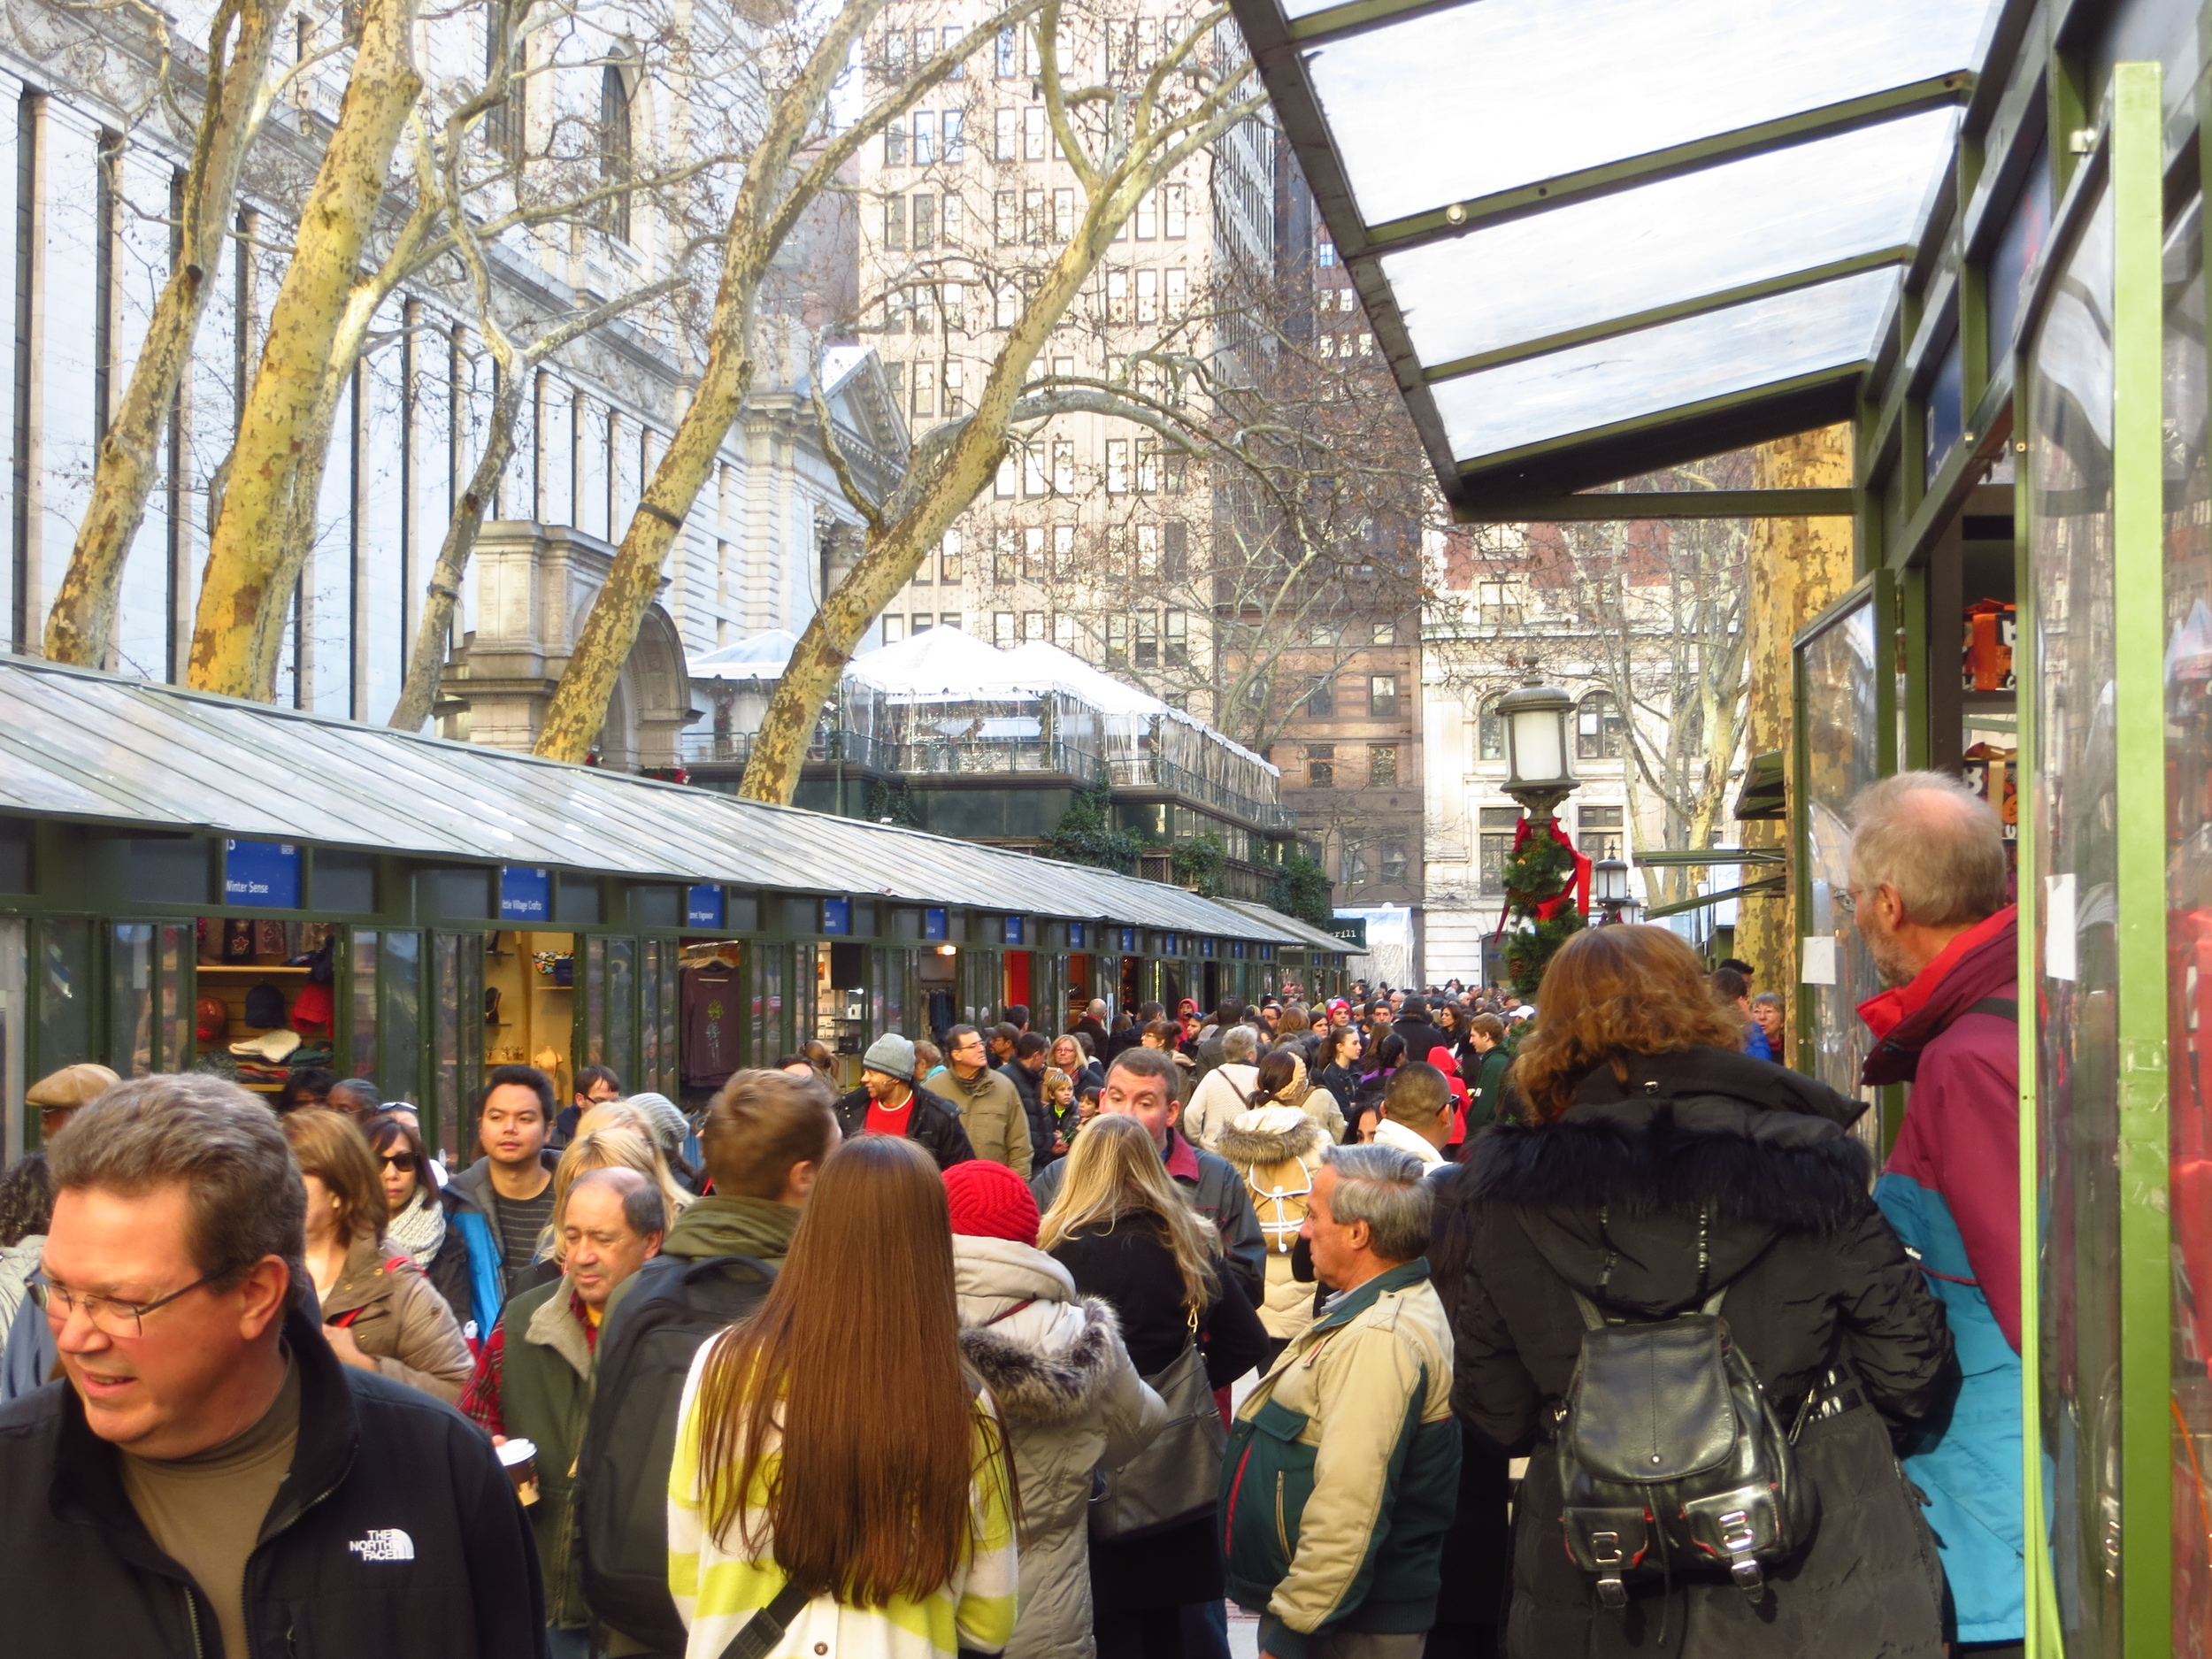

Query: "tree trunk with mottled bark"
left=42, top=0, right=288, bottom=666
left=186, top=0, right=421, bottom=698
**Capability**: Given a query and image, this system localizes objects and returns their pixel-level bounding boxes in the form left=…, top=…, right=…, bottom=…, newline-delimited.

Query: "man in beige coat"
left=941, top=1024, right=1033, bottom=1176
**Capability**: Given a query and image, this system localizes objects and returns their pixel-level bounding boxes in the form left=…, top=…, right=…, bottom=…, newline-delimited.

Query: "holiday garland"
left=1496, top=815, right=1587, bottom=996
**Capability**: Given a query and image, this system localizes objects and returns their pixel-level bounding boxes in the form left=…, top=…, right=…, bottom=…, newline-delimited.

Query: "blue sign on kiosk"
left=1004, top=916, right=1024, bottom=945
left=925, top=907, right=948, bottom=941
left=224, top=840, right=299, bottom=909
left=823, top=897, right=851, bottom=935
left=500, top=866, right=551, bottom=921
left=1070, top=922, right=1086, bottom=949
left=686, top=884, right=724, bottom=928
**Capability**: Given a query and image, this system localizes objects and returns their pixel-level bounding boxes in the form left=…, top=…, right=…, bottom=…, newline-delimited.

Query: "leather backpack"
left=1554, top=1207, right=1819, bottom=1608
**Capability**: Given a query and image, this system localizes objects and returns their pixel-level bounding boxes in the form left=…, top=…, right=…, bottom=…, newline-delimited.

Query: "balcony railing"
left=1107, top=756, right=1298, bottom=831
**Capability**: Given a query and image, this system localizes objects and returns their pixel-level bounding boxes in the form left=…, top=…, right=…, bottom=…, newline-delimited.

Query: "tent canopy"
left=1231, top=0, right=2008, bottom=511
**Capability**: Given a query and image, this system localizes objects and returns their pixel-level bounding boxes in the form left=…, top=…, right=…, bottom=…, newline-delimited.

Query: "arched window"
left=1476, top=698, right=1504, bottom=761
left=1576, top=690, right=1624, bottom=760
left=600, top=62, right=634, bottom=242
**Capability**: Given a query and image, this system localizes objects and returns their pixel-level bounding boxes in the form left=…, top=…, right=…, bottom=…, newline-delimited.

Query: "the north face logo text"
left=348, top=1530, right=415, bottom=1563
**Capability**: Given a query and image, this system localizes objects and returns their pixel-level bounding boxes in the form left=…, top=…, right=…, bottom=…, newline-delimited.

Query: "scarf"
left=385, top=1185, right=447, bottom=1271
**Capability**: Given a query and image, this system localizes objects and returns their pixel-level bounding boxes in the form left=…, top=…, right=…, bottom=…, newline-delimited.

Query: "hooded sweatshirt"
left=1216, top=1106, right=1330, bottom=1339
left=953, top=1235, right=1165, bottom=1659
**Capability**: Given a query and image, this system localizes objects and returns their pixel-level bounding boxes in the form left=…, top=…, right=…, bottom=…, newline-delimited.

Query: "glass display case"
left=1793, top=576, right=1894, bottom=1133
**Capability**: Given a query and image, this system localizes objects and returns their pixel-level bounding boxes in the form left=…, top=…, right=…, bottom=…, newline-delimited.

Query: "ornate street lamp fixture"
left=1497, top=674, right=1577, bottom=824
left=1591, top=856, right=1632, bottom=924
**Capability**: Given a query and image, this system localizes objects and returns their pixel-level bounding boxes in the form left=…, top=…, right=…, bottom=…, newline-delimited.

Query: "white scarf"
left=1371, top=1115, right=1446, bottom=1166
left=385, top=1185, right=447, bottom=1270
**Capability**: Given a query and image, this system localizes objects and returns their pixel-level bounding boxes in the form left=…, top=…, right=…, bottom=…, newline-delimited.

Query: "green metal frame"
left=2107, top=60, right=2172, bottom=1659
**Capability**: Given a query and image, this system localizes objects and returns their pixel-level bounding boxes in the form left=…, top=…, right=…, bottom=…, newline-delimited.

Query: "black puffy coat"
left=0, top=1302, right=543, bottom=1658
left=1440, top=1047, right=1954, bottom=1658
left=833, top=1083, right=975, bottom=1170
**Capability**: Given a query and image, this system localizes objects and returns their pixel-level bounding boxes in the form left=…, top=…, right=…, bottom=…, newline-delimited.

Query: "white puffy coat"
left=953, top=1234, right=1165, bottom=1659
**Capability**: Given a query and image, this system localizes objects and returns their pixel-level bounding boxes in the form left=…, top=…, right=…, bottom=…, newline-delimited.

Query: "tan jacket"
left=1216, top=1106, right=1330, bottom=1340
left=942, top=1063, right=1034, bottom=1176
left=319, top=1232, right=476, bottom=1403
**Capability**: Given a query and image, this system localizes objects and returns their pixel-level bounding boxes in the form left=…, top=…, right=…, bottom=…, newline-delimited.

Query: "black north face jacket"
left=0, top=1302, right=545, bottom=1659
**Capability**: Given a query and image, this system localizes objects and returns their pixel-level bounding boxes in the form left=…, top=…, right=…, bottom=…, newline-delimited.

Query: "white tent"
left=690, top=629, right=798, bottom=680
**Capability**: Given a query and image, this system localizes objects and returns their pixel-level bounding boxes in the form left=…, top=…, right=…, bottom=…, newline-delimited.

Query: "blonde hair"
left=1041, top=1066, right=1074, bottom=1103
left=1039, top=1113, right=1219, bottom=1317
left=574, top=1102, right=695, bottom=1214
left=541, top=1122, right=689, bottom=1261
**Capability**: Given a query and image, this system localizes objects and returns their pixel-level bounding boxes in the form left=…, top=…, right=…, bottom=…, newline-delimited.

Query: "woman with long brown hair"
left=1434, top=926, right=1953, bottom=1656
left=669, top=1134, right=1018, bottom=1659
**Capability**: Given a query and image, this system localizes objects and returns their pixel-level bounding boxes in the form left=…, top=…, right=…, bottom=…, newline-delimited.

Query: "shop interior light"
left=937, top=943, right=957, bottom=956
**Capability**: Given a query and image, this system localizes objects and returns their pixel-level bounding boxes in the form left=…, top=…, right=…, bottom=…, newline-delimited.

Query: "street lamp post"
left=1592, top=856, right=1632, bottom=924
left=1494, top=669, right=1584, bottom=993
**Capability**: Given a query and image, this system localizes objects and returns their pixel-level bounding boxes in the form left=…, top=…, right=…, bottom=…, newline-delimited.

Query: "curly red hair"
left=1509, top=926, right=1749, bottom=1122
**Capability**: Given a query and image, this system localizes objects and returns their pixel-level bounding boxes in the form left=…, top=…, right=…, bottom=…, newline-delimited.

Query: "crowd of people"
left=0, top=770, right=2026, bottom=1659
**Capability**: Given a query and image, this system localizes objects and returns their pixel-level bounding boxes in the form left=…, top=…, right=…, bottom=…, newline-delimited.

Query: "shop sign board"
left=1326, top=918, right=1368, bottom=949
left=823, top=897, right=851, bottom=935
left=1070, top=922, right=1086, bottom=949
left=925, top=907, right=948, bottom=940
left=687, top=885, right=725, bottom=928
left=224, top=840, right=299, bottom=909
left=500, top=866, right=552, bottom=921
left=1004, top=916, right=1025, bottom=945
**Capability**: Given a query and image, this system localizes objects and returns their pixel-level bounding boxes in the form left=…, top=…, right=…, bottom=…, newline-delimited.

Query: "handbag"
left=715, top=1578, right=811, bottom=1659
left=1090, top=1313, right=1226, bottom=1541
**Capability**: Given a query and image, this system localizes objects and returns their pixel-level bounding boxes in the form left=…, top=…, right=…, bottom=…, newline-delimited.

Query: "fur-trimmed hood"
left=958, top=1297, right=1129, bottom=1425
left=1217, top=1104, right=1327, bottom=1167
left=1462, top=1048, right=1878, bottom=1317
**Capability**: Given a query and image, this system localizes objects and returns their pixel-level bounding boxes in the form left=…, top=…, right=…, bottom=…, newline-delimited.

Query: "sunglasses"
left=378, top=1153, right=419, bottom=1172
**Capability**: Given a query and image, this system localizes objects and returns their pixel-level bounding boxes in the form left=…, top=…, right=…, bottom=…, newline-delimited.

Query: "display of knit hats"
left=942, top=1158, right=1040, bottom=1246
left=231, top=1028, right=303, bottom=1062
left=243, top=983, right=289, bottom=1028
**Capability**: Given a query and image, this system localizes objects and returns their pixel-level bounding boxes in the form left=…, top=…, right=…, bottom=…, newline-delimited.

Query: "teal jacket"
left=1220, top=1259, right=1460, bottom=1659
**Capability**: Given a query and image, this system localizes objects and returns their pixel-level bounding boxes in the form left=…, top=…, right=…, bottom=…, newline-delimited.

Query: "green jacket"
left=660, top=1194, right=800, bottom=1263
left=1220, top=1260, right=1460, bottom=1659
left=1470, top=1048, right=1510, bottom=1130
left=497, top=1277, right=595, bottom=1630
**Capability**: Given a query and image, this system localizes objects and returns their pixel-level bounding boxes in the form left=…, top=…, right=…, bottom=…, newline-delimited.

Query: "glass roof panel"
left=1304, top=0, right=1994, bottom=228
left=1430, top=269, right=1898, bottom=464
left=0, top=659, right=1307, bottom=941
left=1379, top=108, right=1955, bottom=370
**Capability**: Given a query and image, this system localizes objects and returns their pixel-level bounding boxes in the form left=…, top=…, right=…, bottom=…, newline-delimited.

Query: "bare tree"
left=527, top=0, right=1048, bottom=763
left=724, top=1, right=1266, bottom=801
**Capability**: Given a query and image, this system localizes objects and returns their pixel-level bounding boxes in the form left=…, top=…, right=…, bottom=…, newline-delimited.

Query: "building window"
left=1024, top=105, right=1046, bottom=160
left=1165, top=266, right=1187, bottom=316
left=1342, top=836, right=1368, bottom=885
left=994, top=191, right=1016, bottom=245
left=599, top=64, right=633, bottom=241
left=1379, top=839, right=1408, bottom=884
left=882, top=614, right=905, bottom=645
left=1106, top=439, right=1130, bottom=494
left=911, top=111, right=934, bottom=165
left=1304, top=676, right=1335, bottom=718
left=1371, top=619, right=1396, bottom=646
left=995, top=453, right=1017, bottom=498
left=1310, top=620, right=1340, bottom=647
left=943, top=360, right=964, bottom=413
left=1023, top=442, right=1048, bottom=496
left=1054, top=188, right=1075, bottom=242
left=1107, top=270, right=1130, bottom=322
left=940, top=613, right=963, bottom=630
left=1477, top=805, right=1521, bottom=892
left=1022, top=610, right=1045, bottom=641
left=1136, top=190, right=1156, bottom=239
left=1054, top=523, right=1074, bottom=572
left=1164, top=183, right=1187, bottom=238
left=995, top=25, right=1017, bottom=76
left=1054, top=613, right=1076, bottom=649
left=1106, top=616, right=1129, bottom=664
left=1306, top=745, right=1335, bottom=788
left=1369, top=674, right=1400, bottom=718
left=1576, top=690, right=1625, bottom=760
left=1134, top=611, right=1159, bottom=667
left=1164, top=609, right=1187, bottom=667
left=943, top=29, right=964, bottom=76
left=883, top=195, right=906, bottom=250
left=1477, top=699, right=1505, bottom=761
left=1369, top=745, right=1397, bottom=787
left=994, top=612, right=1017, bottom=648
left=995, top=108, right=1018, bottom=160
left=1317, top=236, right=1336, bottom=266
left=910, top=360, right=935, bottom=419
left=1475, top=580, right=1524, bottom=626
left=1578, top=803, right=1624, bottom=863
left=912, top=192, right=935, bottom=248
left=884, top=28, right=909, bottom=77
left=1024, top=188, right=1046, bottom=243
left=1023, top=525, right=1046, bottom=580
left=942, top=110, right=964, bottom=160
left=940, top=530, right=962, bottom=584
left=1051, top=437, right=1074, bottom=492
left=1164, top=519, right=1187, bottom=580
left=1136, top=268, right=1159, bottom=324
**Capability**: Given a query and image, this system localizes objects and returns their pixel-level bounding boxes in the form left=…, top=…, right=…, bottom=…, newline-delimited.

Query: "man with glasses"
left=0, top=1072, right=543, bottom=1657
left=938, top=1024, right=1033, bottom=1176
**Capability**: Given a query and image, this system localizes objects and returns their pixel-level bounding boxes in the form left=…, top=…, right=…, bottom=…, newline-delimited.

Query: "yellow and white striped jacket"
left=668, top=1343, right=1019, bottom=1659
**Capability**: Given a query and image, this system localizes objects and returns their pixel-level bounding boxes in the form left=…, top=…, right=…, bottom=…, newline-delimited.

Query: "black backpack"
left=574, top=1251, right=778, bottom=1650
left=1555, top=1210, right=1819, bottom=1609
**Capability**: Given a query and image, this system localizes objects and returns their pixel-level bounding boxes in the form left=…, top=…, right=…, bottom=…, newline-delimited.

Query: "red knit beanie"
left=943, top=1159, right=1041, bottom=1246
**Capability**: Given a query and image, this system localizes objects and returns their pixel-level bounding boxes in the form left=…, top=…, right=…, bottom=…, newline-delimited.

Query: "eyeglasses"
left=33, top=1269, right=215, bottom=1338
left=1835, top=888, right=1860, bottom=915
left=378, top=1153, right=418, bottom=1172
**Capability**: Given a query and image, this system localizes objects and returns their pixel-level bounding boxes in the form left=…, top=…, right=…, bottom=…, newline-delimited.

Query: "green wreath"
left=1499, top=832, right=1575, bottom=902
